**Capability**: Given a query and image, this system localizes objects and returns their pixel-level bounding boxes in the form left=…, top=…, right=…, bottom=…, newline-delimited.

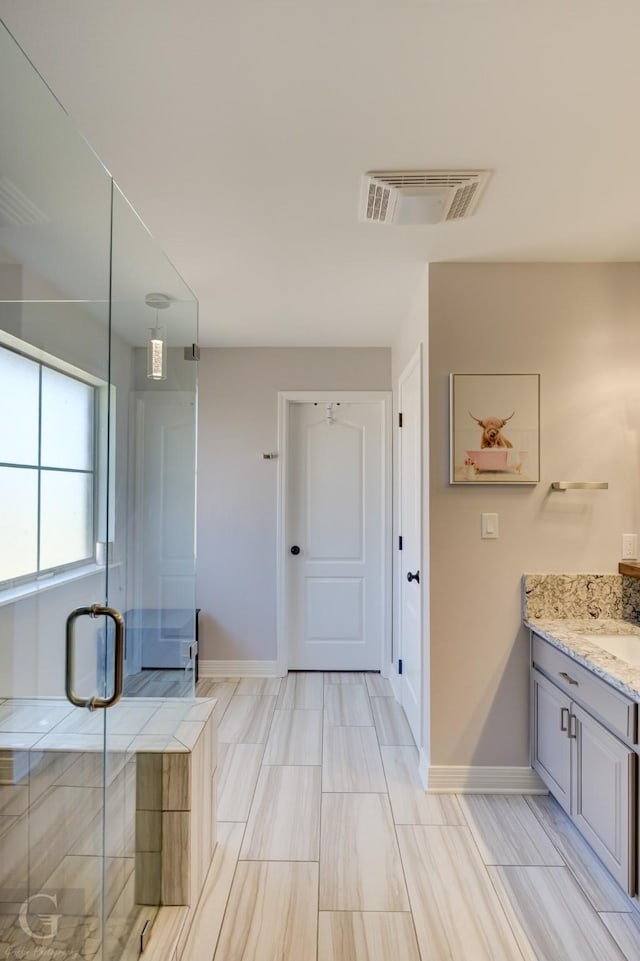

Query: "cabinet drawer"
left=532, top=634, right=637, bottom=744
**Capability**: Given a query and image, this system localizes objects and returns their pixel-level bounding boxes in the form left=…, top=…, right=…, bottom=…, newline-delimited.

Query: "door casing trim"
left=276, top=390, right=392, bottom=676
left=396, top=346, right=423, bottom=745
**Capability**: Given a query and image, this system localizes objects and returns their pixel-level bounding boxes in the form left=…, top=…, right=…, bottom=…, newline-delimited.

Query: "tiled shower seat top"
left=0, top=697, right=216, bottom=752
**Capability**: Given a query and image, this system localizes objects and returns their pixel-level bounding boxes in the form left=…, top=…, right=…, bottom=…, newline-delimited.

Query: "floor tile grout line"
left=217, top=678, right=239, bottom=722
left=454, top=790, right=470, bottom=827
left=487, top=860, right=635, bottom=961
left=452, top=799, right=544, bottom=961
left=317, top=909, right=416, bottom=914
left=220, top=695, right=272, bottom=856
left=195, top=677, right=238, bottom=724
left=483, top=858, right=544, bottom=961
left=519, top=793, right=580, bottom=870
left=521, top=792, right=633, bottom=915
left=462, top=797, right=635, bottom=961
left=596, top=911, right=640, bottom=961
left=598, top=911, right=638, bottom=918
left=317, top=674, right=325, bottom=958
left=321, top=723, right=383, bottom=795
left=457, top=795, right=568, bottom=871
left=369, top=683, right=424, bottom=961
left=210, top=819, right=250, bottom=961
left=457, top=796, right=550, bottom=959
left=218, top=691, right=278, bottom=746
left=241, top=691, right=321, bottom=861
left=211, top=682, right=276, bottom=958
left=238, top=857, right=321, bottom=863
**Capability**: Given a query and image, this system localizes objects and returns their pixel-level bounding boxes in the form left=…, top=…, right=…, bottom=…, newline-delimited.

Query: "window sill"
left=0, top=563, right=122, bottom=608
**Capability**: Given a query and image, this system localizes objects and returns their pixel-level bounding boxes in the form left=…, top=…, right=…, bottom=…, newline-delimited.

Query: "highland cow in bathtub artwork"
left=449, top=374, right=540, bottom=484
left=469, top=411, right=515, bottom=449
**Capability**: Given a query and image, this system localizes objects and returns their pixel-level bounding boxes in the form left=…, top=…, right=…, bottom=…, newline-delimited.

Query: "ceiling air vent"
left=0, top=175, right=48, bottom=228
left=359, top=169, right=491, bottom=225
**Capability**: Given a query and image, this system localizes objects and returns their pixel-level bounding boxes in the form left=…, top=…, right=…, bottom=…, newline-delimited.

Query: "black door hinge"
left=398, top=659, right=403, bottom=675
left=398, top=412, right=403, bottom=428
left=398, top=535, right=403, bottom=551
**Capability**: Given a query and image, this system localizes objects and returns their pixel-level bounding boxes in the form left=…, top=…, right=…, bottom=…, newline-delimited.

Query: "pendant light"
left=145, top=292, right=171, bottom=380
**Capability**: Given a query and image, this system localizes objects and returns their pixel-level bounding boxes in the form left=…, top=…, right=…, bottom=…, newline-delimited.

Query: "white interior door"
left=398, top=351, right=422, bottom=744
left=130, top=391, right=196, bottom=669
left=285, top=398, right=387, bottom=670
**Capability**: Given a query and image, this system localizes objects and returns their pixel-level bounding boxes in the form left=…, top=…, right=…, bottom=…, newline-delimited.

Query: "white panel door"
left=287, top=400, right=385, bottom=670
left=131, top=391, right=196, bottom=669
left=398, top=352, right=422, bottom=744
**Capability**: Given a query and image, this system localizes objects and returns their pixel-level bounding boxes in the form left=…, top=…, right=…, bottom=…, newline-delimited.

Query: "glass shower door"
left=100, top=187, right=199, bottom=961
left=0, top=19, right=118, bottom=961
left=0, top=19, right=199, bottom=961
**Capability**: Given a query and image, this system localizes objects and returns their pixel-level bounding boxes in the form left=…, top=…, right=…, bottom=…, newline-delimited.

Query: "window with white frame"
left=0, top=343, right=96, bottom=585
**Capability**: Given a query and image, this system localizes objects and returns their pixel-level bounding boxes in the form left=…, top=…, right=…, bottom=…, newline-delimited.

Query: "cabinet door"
left=531, top=669, right=572, bottom=814
left=571, top=702, right=636, bottom=895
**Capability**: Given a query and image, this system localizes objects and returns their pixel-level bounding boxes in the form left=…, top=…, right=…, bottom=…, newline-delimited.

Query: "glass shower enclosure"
left=0, top=21, right=198, bottom=961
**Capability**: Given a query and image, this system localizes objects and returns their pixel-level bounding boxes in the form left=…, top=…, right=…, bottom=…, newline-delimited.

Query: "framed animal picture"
left=449, top=373, right=540, bottom=484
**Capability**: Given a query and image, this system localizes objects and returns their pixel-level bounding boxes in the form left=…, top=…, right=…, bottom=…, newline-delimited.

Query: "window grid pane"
left=0, top=346, right=40, bottom=465
left=39, top=469, right=94, bottom=571
left=41, top=365, right=94, bottom=470
left=0, top=346, right=96, bottom=586
left=0, top=466, right=38, bottom=581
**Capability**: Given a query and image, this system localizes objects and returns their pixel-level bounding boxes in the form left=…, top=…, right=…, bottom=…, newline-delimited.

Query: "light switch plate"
left=622, top=533, right=638, bottom=560
left=481, top=513, right=499, bottom=539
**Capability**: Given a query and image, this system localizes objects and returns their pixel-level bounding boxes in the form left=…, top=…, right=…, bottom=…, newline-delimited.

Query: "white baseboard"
left=199, top=659, right=280, bottom=677
left=427, top=765, right=547, bottom=794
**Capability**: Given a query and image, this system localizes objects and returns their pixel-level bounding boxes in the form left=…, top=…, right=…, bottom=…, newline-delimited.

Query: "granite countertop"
left=524, top=616, right=640, bottom=703
left=522, top=573, right=640, bottom=702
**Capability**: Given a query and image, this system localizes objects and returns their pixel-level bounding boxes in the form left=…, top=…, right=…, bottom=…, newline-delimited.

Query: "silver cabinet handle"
left=66, top=605, right=125, bottom=711
left=559, top=671, right=578, bottom=686
left=560, top=707, right=569, bottom=732
left=568, top=712, right=577, bottom=739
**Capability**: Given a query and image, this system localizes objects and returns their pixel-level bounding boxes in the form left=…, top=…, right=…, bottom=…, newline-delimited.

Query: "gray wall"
left=196, top=347, right=391, bottom=662
left=428, top=263, right=640, bottom=767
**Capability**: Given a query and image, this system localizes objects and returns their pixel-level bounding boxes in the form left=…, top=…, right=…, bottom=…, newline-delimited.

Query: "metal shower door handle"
left=66, top=605, right=125, bottom=710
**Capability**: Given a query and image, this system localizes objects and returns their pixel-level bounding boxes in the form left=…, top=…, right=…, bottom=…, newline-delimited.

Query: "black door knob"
left=407, top=570, right=420, bottom=583
left=290, top=545, right=301, bottom=556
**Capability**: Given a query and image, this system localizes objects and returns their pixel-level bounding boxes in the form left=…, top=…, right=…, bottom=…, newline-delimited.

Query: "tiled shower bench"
left=0, top=694, right=217, bottom=939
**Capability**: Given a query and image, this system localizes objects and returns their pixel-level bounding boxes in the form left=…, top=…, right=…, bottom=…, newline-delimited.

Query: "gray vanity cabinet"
left=531, top=669, right=572, bottom=814
left=530, top=635, right=637, bottom=896
left=571, top=701, right=635, bottom=892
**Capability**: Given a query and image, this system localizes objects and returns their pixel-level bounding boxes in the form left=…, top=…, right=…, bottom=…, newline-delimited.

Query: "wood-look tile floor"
left=192, top=672, right=639, bottom=961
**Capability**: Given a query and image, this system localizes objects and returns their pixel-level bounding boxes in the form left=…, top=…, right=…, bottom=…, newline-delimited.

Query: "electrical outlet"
left=621, top=533, right=638, bottom=560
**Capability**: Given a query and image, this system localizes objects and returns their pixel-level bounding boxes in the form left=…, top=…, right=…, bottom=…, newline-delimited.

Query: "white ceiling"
left=1, top=1, right=640, bottom=346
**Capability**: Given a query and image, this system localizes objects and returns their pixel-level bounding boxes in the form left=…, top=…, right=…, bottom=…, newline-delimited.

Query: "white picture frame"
left=449, top=373, right=540, bottom=485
